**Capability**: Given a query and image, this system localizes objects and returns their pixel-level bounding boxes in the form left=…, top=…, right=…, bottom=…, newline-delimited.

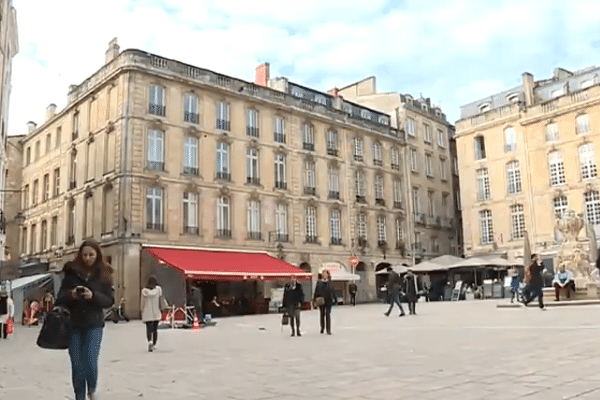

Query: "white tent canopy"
left=375, top=265, right=408, bottom=275
left=320, top=262, right=360, bottom=281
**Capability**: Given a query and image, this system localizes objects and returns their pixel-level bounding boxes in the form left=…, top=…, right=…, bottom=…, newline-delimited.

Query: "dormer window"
left=314, top=95, right=327, bottom=106
left=479, top=103, right=490, bottom=113
left=360, top=109, right=371, bottom=120
left=291, top=88, right=303, bottom=98
left=507, top=93, right=519, bottom=103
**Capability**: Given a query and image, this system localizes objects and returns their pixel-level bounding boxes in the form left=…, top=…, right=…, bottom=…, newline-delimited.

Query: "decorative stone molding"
left=150, top=174, right=162, bottom=187
left=184, top=182, right=199, bottom=194
left=87, top=131, right=95, bottom=144
left=248, top=189, right=260, bottom=201
left=218, top=186, right=230, bottom=197
left=219, top=132, right=233, bottom=145
left=248, top=138, right=260, bottom=149
left=84, top=186, right=93, bottom=198
left=187, top=125, right=200, bottom=137
left=106, top=121, right=115, bottom=133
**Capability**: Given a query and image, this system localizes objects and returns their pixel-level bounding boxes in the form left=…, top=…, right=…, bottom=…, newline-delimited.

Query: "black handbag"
left=37, top=306, right=71, bottom=350
left=281, top=313, right=289, bottom=326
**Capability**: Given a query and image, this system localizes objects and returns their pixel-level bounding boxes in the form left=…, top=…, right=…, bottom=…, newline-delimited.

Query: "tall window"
left=46, top=134, right=51, bottom=154
left=305, top=206, right=317, bottom=243
left=183, top=137, right=199, bottom=176
left=326, top=130, right=338, bottom=156
left=546, top=122, right=559, bottom=142
left=246, top=148, right=260, bottom=185
left=377, top=215, right=386, bottom=245
left=406, top=118, right=415, bottom=137
left=427, top=191, right=435, bottom=218
left=217, top=101, right=230, bottom=131
left=375, top=175, right=384, bottom=203
left=43, top=173, right=50, bottom=202
left=390, top=147, right=400, bottom=170
left=86, top=140, right=95, bottom=181
left=102, top=186, right=114, bottom=234
left=67, top=201, right=75, bottom=243
left=69, top=151, right=77, bottom=189
left=425, top=154, right=433, bottom=176
left=216, top=142, right=230, bottom=180
left=147, top=130, right=164, bottom=171
left=85, top=195, right=94, bottom=238
left=440, top=158, right=447, bottom=180
left=506, top=161, right=522, bottom=194
left=217, top=196, right=231, bottom=237
left=504, top=126, right=516, bottom=152
left=149, top=85, right=165, bottom=116
left=358, top=213, right=367, bottom=239
left=579, top=143, right=597, bottom=180
left=395, top=218, right=403, bottom=244
left=393, top=179, right=402, bottom=208
left=35, top=141, right=40, bottom=161
left=511, top=204, right=525, bottom=240
left=330, top=209, right=341, bottom=245
left=423, top=124, right=432, bottom=143
left=104, top=129, right=116, bottom=173
left=410, top=148, right=418, bottom=171
left=274, top=117, right=285, bottom=143
left=183, top=192, right=198, bottom=234
left=275, top=203, right=287, bottom=241
left=585, top=191, right=600, bottom=226
left=474, top=136, right=486, bottom=160
left=30, top=224, right=37, bottom=254
left=355, top=170, right=366, bottom=199
left=353, top=137, right=363, bottom=161
left=372, top=142, right=382, bottom=166
left=303, top=123, right=314, bottom=151
left=32, top=179, right=39, bottom=206
left=51, top=216, right=58, bottom=247
left=412, top=187, right=421, bottom=214
left=146, top=188, right=163, bottom=231
left=26, top=147, right=31, bottom=165
left=476, top=168, right=490, bottom=201
left=274, top=154, right=286, bottom=189
left=41, top=220, right=48, bottom=252
left=184, top=93, right=199, bottom=123
left=437, top=129, right=445, bottom=147
left=548, top=152, right=566, bottom=186
left=577, top=114, right=590, bottom=134
left=247, top=200, right=260, bottom=239
left=56, top=127, right=61, bottom=149
left=442, top=194, right=449, bottom=220
left=304, top=160, right=316, bottom=194
left=246, top=109, right=259, bottom=137
left=480, top=209, right=494, bottom=244
left=554, top=196, right=568, bottom=219
left=328, top=165, right=339, bottom=199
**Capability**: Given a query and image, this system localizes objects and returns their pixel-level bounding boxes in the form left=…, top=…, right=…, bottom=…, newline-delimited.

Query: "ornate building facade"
left=456, top=67, right=600, bottom=269
left=15, top=40, right=410, bottom=314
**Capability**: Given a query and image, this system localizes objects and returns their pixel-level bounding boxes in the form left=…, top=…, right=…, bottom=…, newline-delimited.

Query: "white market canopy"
left=320, top=262, right=360, bottom=281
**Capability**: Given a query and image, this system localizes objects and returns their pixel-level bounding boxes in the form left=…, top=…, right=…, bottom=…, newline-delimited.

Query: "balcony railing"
left=304, top=187, right=316, bottom=196
left=147, top=161, right=165, bottom=171
left=391, top=163, right=400, bottom=170
left=415, top=213, right=425, bottom=225
left=246, top=126, right=259, bottom=137
left=69, top=180, right=76, bottom=190
left=330, top=237, right=342, bottom=245
left=356, top=195, right=366, bottom=203
left=216, top=229, right=231, bottom=238
left=303, top=142, right=315, bottom=151
left=373, top=159, right=383, bottom=167
left=216, top=119, right=230, bottom=131
left=305, top=235, right=319, bottom=244
left=149, top=104, right=166, bottom=116
left=411, top=242, right=423, bottom=252
left=327, top=148, right=338, bottom=157
left=247, top=232, right=262, bottom=240
left=329, top=191, right=340, bottom=200
left=393, top=201, right=402, bottom=209
left=184, top=112, right=199, bottom=124
left=275, top=233, right=288, bottom=243
left=216, top=171, right=230, bottom=181
left=183, top=166, right=198, bottom=176
left=66, top=235, right=75, bottom=245
left=377, top=240, right=387, bottom=247
left=375, top=198, right=385, bottom=206
left=274, top=132, right=286, bottom=143
left=183, top=226, right=199, bottom=235
left=354, top=154, right=363, bottom=162
left=146, top=223, right=165, bottom=232
left=275, top=181, right=287, bottom=190
left=246, top=177, right=260, bottom=185
left=72, top=131, right=78, bottom=141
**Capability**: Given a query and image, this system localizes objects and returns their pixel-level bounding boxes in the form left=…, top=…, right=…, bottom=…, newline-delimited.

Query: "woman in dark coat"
left=404, top=269, right=419, bottom=315
left=313, top=271, right=336, bottom=334
left=56, top=239, right=114, bottom=400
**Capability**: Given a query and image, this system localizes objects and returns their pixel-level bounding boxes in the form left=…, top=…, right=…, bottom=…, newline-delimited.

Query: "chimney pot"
left=105, top=37, right=120, bottom=64
left=46, top=103, right=57, bottom=121
left=327, top=88, right=339, bottom=97
left=26, top=121, right=37, bottom=134
left=255, top=62, right=270, bottom=87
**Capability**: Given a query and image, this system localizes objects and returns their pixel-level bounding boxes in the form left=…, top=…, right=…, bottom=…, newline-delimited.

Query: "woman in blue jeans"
left=56, top=239, right=114, bottom=400
left=313, top=270, right=336, bottom=334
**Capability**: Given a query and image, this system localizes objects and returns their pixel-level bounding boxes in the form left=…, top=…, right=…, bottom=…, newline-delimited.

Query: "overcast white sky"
left=9, top=0, right=600, bottom=134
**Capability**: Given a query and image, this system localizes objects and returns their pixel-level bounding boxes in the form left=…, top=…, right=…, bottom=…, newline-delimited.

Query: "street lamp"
left=276, top=240, right=284, bottom=260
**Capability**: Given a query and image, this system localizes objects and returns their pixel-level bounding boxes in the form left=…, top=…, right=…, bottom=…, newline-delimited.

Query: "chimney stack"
left=46, top=103, right=57, bottom=121
left=522, top=72, right=534, bottom=107
left=105, top=38, right=120, bottom=64
left=255, top=62, right=270, bottom=87
left=26, top=121, right=37, bottom=134
left=327, top=87, right=339, bottom=97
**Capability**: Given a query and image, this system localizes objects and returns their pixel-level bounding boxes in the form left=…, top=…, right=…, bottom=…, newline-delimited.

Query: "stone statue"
left=555, top=210, right=585, bottom=243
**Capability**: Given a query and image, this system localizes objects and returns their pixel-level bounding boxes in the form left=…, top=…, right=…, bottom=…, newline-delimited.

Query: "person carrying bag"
left=36, top=306, right=71, bottom=349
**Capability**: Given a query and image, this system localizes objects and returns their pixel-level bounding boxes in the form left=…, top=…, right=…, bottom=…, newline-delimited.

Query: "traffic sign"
left=350, top=256, right=359, bottom=268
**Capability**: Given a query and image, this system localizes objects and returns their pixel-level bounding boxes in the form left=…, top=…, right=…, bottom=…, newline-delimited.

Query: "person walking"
left=42, top=290, right=55, bottom=319
left=404, top=269, right=419, bottom=315
left=141, top=276, right=163, bottom=352
left=522, top=254, right=547, bottom=310
left=55, top=239, right=114, bottom=400
left=188, top=283, right=204, bottom=324
left=509, top=266, right=520, bottom=303
left=0, top=289, right=14, bottom=339
left=282, top=277, right=305, bottom=336
left=384, top=266, right=406, bottom=317
left=313, top=271, right=336, bottom=334
left=348, top=281, right=358, bottom=306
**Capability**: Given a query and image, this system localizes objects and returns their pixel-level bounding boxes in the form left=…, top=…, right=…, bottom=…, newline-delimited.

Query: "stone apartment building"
left=14, top=40, right=411, bottom=314
left=0, top=0, right=18, bottom=269
left=455, top=67, right=600, bottom=269
left=337, top=77, right=462, bottom=262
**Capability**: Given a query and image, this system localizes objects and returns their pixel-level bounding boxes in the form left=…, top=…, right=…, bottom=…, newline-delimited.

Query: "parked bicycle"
left=104, top=297, right=130, bottom=323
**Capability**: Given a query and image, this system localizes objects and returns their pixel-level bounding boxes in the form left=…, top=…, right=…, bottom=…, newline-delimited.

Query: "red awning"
left=144, top=247, right=312, bottom=281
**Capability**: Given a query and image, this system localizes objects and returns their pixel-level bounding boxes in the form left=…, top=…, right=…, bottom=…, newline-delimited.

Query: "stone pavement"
left=2, top=299, right=600, bottom=400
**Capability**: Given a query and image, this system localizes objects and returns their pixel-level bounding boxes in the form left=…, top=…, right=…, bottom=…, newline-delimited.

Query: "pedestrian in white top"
left=141, top=276, right=163, bottom=352
left=0, top=289, right=14, bottom=339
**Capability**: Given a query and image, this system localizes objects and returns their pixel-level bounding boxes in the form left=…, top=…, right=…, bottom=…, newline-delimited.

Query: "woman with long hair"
left=55, top=239, right=114, bottom=400
left=313, top=270, right=336, bottom=334
left=141, top=275, right=163, bottom=352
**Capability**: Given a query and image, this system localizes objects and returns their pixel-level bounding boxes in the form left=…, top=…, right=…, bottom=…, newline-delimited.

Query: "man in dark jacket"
left=384, top=267, right=406, bottom=317
left=348, top=282, right=358, bottom=306
left=522, top=254, right=547, bottom=310
left=282, top=278, right=304, bottom=336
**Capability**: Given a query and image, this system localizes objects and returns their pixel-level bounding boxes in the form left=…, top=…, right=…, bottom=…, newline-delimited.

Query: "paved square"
left=2, top=300, right=600, bottom=399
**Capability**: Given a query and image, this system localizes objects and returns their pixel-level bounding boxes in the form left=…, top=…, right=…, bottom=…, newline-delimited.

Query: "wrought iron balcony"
left=330, top=237, right=342, bottom=245
left=328, top=191, right=340, bottom=200
left=183, top=226, right=199, bottom=235
left=305, top=235, right=319, bottom=244
left=184, top=112, right=199, bottom=124
left=393, top=201, right=402, bottom=209
left=247, top=232, right=262, bottom=240
left=216, top=119, right=230, bottom=131
left=69, top=180, right=77, bottom=190
left=149, top=104, right=166, bottom=117
left=356, top=195, right=366, bottom=203
left=304, top=187, right=316, bottom=196
left=373, top=159, right=383, bottom=166
left=183, top=166, right=198, bottom=176
left=147, top=161, right=165, bottom=172
left=246, top=177, right=260, bottom=185
left=246, top=126, right=259, bottom=137
left=354, top=154, right=363, bottom=162
left=303, top=142, right=315, bottom=151
left=274, top=133, right=286, bottom=143
left=375, top=198, right=386, bottom=206
left=216, top=171, right=230, bottom=181
left=327, top=148, right=338, bottom=157
left=275, top=233, right=288, bottom=243
left=216, top=229, right=231, bottom=238
left=275, top=181, right=287, bottom=190
left=146, top=223, right=165, bottom=232
left=391, top=163, right=400, bottom=170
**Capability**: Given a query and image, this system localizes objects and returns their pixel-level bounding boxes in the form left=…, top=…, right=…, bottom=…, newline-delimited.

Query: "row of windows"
left=479, top=191, right=600, bottom=244
left=405, top=118, right=448, bottom=148
left=408, top=148, right=455, bottom=179
left=411, top=188, right=452, bottom=221
left=474, top=115, right=593, bottom=160
left=475, top=146, right=597, bottom=201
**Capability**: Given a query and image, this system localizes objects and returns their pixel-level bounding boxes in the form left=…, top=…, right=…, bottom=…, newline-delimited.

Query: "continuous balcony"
left=149, top=104, right=166, bottom=117
left=215, top=171, right=231, bottom=181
